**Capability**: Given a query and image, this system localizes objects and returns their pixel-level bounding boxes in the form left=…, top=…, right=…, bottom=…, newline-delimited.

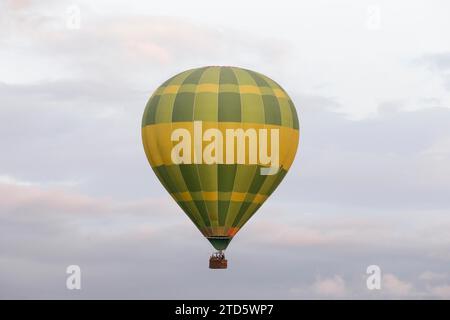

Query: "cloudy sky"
left=1, top=0, right=450, bottom=299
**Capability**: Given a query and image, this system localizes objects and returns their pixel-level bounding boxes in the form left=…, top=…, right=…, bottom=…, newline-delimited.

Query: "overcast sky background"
left=1, top=0, right=450, bottom=299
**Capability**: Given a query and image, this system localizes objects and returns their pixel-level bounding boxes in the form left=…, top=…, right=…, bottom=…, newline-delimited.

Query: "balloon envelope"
left=142, top=66, right=299, bottom=250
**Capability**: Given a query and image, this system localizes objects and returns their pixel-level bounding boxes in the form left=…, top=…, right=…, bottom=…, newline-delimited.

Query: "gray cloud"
left=415, top=52, right=450, bottom=91
left=418, top=52, right=450, bottom=72
left=279, top=96, right=450, bottom=212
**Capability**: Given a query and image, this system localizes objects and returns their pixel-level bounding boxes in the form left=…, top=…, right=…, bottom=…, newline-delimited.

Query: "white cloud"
left=0, top=174, right=36, bottom=187
left=311, top=275, right=348, bottom=298
left=382, top=274, right=414, bottom=297
left=0, top=179, right=177, bottom=219
left=428, top=285, right=450, bottom=299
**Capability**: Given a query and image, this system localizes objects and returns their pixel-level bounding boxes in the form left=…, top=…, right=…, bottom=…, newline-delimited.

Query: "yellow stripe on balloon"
left=171, top=191, right=269, bottom=204
left=163, top=85, right=180, bottom=94
left=155, top=84, right=290, bottom=98
left=239, top=85, right=261, bottom=94
left=272, top=88, right=288, bottom=99
left=196, top=83, right=219, bottom=93
left=142, top=121, right=299, bottom=169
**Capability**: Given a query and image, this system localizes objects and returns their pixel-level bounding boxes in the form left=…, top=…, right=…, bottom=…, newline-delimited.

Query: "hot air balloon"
left=142, top=66, right=299, bottom=268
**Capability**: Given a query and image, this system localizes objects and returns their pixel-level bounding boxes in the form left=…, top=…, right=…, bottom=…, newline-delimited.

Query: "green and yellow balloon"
left=142, top=66, right=299, bottom=268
